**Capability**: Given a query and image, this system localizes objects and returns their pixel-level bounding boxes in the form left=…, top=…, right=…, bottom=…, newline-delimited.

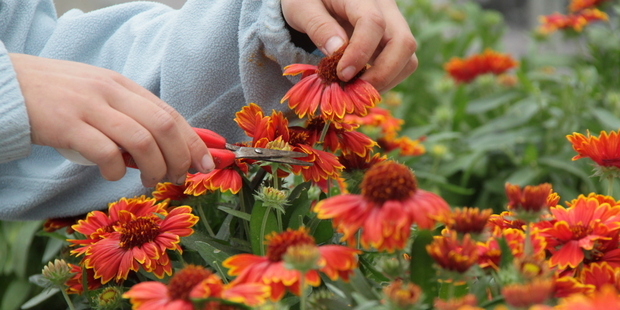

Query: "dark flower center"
left=361, top=161, right=417, bottom=204
left=316, top=46, right=366, bottom=85
left=167, top=265, right=212, bottom=301
left=118, top=217, right=160, bottom=249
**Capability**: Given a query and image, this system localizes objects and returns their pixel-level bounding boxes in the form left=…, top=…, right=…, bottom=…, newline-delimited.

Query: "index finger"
left=337, top=1, right=386, bottom=82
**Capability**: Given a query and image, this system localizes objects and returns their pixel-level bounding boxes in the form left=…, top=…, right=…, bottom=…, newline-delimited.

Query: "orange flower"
left=281, top=46, right=380, bottom=121
left=304, top=116, right=377, bottom=158
left=122, top=265, right=270, bottom=309
left=235, top=103, right=343, bottom=182
left=344, top=106, right=404, bottom=140
left=538, top=9, right=608, bottom=34
left=569, top=0, right=610, bottom=12
left=444, top=207, right=492, bottom=236
left=64, top=263, right=102, bottom=295
left=152, top=182, right=188, bottom=202
left=501, top=278, right=555, bottom=308
left=505, top=182, right=554, bottom=214
left=314, top=161, right=450, bottom=252
left=541, top=196, right=620, bottom=269
left=567, top=130, right=620, bottom=170
left=556, top=284, right=620, bottom=310
left=43, top=213, right=86, bottom=234
left=444, top=49, right=518, bottom=83
left=426, top=233, right=479, bottom=273
left=383, top=279, right=423, bottom=309
left=377, top=135, right=426, bottom=157
left=579, top=262, right=620, bottom=291
left=69, top=197, right=198, bottom=284
left=487, top=211, right=527, bottom=236
left=434, top=294, right=478, bottom=310
left=223, top=227, right=359, bottom=301
left=184, top=161, right=248, bottom=195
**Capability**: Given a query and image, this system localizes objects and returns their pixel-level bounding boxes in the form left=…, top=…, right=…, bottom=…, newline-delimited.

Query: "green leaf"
left=498, top=237, right=514, bottom=269
left=20, top=288, right=59, bottom=309
left=217, top=206, right=251, bottom=221
left=194, top=241, right=237, bottom=279
left=312, top=220, right=334, bottom=244
left=505, top=167, right=541, bottom=186
left=2, top=279, right=31, bottom=310
left=284, top=184, right=312, bottom=229
left=249, top=201, right=279, bottom=255
left=592, top=107, right=620, bottom=129
left=409, top=229, right=438, bottom=306
left=466, top=92, right=519, bottom=114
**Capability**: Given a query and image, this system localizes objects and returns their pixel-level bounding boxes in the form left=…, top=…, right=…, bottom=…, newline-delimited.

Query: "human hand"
left=9, top=53, right=215, bottom=187
left=281, top=0, right=418, bottom=93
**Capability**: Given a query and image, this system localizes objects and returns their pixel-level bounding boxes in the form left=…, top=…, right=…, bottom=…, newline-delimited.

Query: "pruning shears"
left=56, top=128, right=311, bottom=169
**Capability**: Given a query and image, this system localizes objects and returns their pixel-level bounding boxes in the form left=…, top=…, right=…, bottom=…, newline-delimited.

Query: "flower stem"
left=197, top=201, right=215, bottom=237
left=299, top=275, right=307, bottom=310
left=260, top=205, right=273, bottom=256
left=607, top=175, right=614, bottom=197
left=318, top=120, right=332, bottom=145
left=524, top=223, right=533, bottom=256
left=61, top=290, right=76, bottom=310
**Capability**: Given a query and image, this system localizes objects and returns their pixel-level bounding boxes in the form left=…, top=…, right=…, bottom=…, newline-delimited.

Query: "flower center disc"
left=167, top=265, right=212, bottom=300
left=119, top=217, right=160, bottom=249
left=361, top=161, right=417, bottom=204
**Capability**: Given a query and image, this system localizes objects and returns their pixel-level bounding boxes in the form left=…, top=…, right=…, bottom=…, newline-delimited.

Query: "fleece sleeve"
left=0, top=41, right=30, bottom=163
left=0, top=0, right=320, bottom=221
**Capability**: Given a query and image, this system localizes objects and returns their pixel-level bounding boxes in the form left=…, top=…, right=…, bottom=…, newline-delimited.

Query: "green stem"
left=299, top=274, right=307, bottom=310
left=524, top=223, right=532, bottom=257
left=61, top=290, right=76, bottom=310
left=259, top=205, right=273, bottom=256
left=318, top=120, right=332, bottom=146
left=238, top=185, right=251, bottom=239
left=608, top=175, right=614, bottom=197
left=197, top=201, right=215, bottom=237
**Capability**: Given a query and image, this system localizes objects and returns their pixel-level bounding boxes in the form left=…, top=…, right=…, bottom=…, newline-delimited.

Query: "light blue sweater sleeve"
left=0, top=0, right=320, bottom=220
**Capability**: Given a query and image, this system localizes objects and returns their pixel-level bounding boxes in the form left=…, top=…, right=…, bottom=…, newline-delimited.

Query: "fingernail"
left=201, top=154, right=215, bottom=172
left=324, top=36, right=344, bottom=55
left=341, top=66, right=357, bottom=81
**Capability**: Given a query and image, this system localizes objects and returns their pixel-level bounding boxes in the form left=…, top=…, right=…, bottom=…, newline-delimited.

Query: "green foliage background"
left=2, top=0, right=620, bottom=309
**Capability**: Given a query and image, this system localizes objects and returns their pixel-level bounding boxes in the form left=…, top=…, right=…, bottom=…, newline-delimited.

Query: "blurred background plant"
left=2, top=0, right=620, bottom=309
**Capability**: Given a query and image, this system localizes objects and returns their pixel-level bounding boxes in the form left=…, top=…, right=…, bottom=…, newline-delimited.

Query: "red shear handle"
left=193, top=127, right=227, bottom=149
left=208, top=149, right=237, bottom=169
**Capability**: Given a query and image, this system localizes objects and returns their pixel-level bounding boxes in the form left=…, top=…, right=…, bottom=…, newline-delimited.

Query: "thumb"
left=282, top=0, right=348, bottom=55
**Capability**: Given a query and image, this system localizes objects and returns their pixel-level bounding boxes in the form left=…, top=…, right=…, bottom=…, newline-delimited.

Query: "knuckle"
left=401, top=35, right=417, bottom=55
left=365, top=12, right=387, bottom=32
left=151, top=108, right=178, bottom=134
left=130, top=129, right=155, bottom=153
left=305, top=14, right=334, bottom=41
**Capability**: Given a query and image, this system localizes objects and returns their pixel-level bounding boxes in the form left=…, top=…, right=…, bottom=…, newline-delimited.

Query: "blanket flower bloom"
left=313, top=160, right=450, bottom=252
left=152, top=182, right=189, bottom=203
left=281, top=46, right=380, bottom=121
left=444, top=49, right=518, bottom=83
left=538, top=9, right=608, bottom=34
left=122, top=265, right=270, bottom=310
left=69, top=196, right=198, bottom=284
left=235, top=103, right=343, bottom=182
left=541, top=195, right=620, bottom=269
left=427, top=233, right=479, bottom=274
left=222, top=227, right=359, bottom=301
left=569, top=0, right=610, bottom=12
left=184, top=161, right=248, bottom=195
left=567, top=130, right=620, bottom=177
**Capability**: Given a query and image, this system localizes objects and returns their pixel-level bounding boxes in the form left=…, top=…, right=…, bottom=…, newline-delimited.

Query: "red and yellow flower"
left=69, top=196, right=198, bottom=284
left=541, top=195, right=620, bottom=269
left=314, top=161, right=450, bottom=252
left=427, top=233, right=479, bottom=274
left=123, top=264, right=270, bottom=310
left=505, top=182, right=556, bottom=214
left=235, top=103, right=344, bottom=182
left=555, top=284, right=620, bottom=310
left=501, top=278, right=556, bottom=308
left=444, top=49, right=518, bottom=83
left=444, top=207, right=493, bottom=236
left=152, top=182, right=189, bottom=202
left=223, top=227, right=359, bottom=301
left=538, top=9, right=608, bottom=34
left=281, top=46, right=380, bottom=121
left=184, top=161, right=248, bottom=195
left=567, top=130, right=620, bottom=171
left=569, top=0, right=610, bottom=12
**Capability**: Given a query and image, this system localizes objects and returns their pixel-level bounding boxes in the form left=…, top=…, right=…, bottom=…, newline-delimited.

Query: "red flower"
left=69, top=196, right=198, bottom=284
left=223, top=227, right=359, bottom=301
left=567, top=130, right=620, bottom=169
left=64, top=263, right=102, bottom=295
left=304, top=116, right=377, bottom=158
left=426, top=233, right=479, bottom=273
left=538, top=9, right=608, bottom=34
left=377, top=135, right=426, bottom=157
left=152, top=182, right=188, bottom=202
left=281, top=46, right=380, bottom=121
left=314, top=161, right=449, bottom=252
left=235, top=103, right=343, bottom=182
left=541, top=196, right=620, bottom=269
left=344, top=107, right=404, bottom=140
left=579, top=262, right=620, bottom=291
left=444, top=49, right=518, bottom=83
left=184, top=161, right=248, bottom=195
left=569, top=0, right=610, bottom=12
left=122, top=265, right=269, bottom=309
